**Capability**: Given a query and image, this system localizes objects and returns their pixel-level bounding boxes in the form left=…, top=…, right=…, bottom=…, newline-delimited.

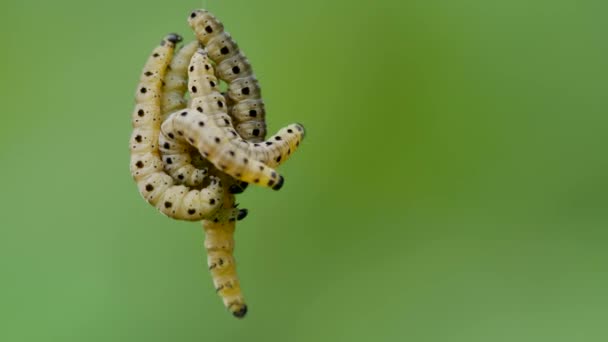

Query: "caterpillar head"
left=189, top=9, right=224, bottom=44
left=230, top=303, right=248, bottom=318
left=164, top=33, right=183, bottom=46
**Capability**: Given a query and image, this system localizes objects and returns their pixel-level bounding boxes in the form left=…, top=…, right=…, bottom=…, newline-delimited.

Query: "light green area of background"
left=1, top=0, right=607, bottom=341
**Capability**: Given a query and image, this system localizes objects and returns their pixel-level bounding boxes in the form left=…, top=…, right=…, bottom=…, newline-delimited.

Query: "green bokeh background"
left=1, top=0, right=607, bottom=341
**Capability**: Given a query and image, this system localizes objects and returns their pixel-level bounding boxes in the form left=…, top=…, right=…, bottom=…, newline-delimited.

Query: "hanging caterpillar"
left=130, top=33, right=248, bottom=222
left=131, top=10, right=307, bottom=319
left=188, top=9, right=268, bottom=143
left=159, top=49, right=305, bottom=190
left=201, top=172, right=248, bottom=318
left=161, top=40, right=199, bottom=120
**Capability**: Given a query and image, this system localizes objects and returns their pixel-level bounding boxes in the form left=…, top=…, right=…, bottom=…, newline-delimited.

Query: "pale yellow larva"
left=157, top=40, right=214, bottom=187
left=188, top=9, right=268, bottom=142
left=130, top=34, right=224, bottom=221
left=203, top=179, right=247, bottom=318
left=161, top=40, right=199, bottom=119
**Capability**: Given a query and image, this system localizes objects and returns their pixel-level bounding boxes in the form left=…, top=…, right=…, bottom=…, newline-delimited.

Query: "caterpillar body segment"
left=158, top=115, right=210, bottom=187
left=203, top=175, right=248, bottom=318
left=188, top=9, right=268, bottom=142
left=158, top=136, right=209, bottom=186
left=187, top=49, right=221, bottom=99
left=130, top=34, right=224, bottom=221
left=256, top=123, right=306, bottom=168
left=161, top=109, right=285, bottom=190
left=161, top=40, right=199, bottom=119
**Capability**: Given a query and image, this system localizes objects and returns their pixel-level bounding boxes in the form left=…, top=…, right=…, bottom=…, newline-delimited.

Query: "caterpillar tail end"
left=230, top=303, right=248, bottom=318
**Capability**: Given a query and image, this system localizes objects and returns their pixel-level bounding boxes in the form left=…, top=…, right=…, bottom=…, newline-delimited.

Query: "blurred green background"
left=1, top=0, right=607, bottom=341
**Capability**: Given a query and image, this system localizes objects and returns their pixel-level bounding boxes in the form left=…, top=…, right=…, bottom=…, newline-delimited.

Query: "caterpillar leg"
left=130, top=34, right=224, bottom=220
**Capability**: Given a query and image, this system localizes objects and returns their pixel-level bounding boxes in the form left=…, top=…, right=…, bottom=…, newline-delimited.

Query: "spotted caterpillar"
left=130, top=34, right=244, bottom=221
left=159, top=39, right=250, bottom=193
left=189, top=9, right=268, bottom=143
left=158, top=40, right=249, bottom=199
left=201, top=172, right=248, bottom=317
left=159, top=41, right=212, bottom=187
left=161, top=40, right=199, bottom=120
left=160, top=49, right=305, bottom=190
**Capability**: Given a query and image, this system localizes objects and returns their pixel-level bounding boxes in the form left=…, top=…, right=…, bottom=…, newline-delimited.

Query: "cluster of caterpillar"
left=160, top=49, right=305, bottom=190
left=130, top=34, right=228, bottom=222
left=129, top=9, right=306, bottom=318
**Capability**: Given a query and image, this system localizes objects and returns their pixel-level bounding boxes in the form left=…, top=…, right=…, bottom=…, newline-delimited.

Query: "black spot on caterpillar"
left=130, top=34, right=224, bottom=221
left=188, top=9, right=268, bottom=143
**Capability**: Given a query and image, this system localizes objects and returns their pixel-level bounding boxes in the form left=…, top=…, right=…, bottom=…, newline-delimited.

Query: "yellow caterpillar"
left=203, top=177, right=247, bottom=318
left=189, top=9, right=269, bottom=142
left=158, top=41, right=213, bottom=187
left=160, top=49, right=305, bottom=190
left=161, top=41, right=199, bottom=119
left=130, top=34, right=231, bottom=221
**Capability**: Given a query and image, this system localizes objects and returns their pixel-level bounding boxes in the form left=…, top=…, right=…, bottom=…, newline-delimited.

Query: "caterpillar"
left=203, top=175, right=248, bottom=318
left=161, top=40, right=199, bottom=119
left=159, top=49, right=305, bottom=190
left=188, top=9, right=268, bottom=143
left=158, top=40, right=214, bottom=187
left=130, top=33, right=237, bottom=221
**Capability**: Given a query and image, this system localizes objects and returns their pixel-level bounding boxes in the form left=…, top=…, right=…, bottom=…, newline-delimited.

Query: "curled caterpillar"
left=159, top=49, right=305, bottom=190
left=130, top=34, right=226, bottom=221
left=161, top=108, right=285, bottom=190
left=189, top=9, right=268, bottom=142
left=161, top=40, right=199, bottom=119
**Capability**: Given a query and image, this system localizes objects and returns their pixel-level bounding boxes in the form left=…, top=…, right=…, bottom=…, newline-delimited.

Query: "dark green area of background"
left=1, top=0, right=607, bottom=341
